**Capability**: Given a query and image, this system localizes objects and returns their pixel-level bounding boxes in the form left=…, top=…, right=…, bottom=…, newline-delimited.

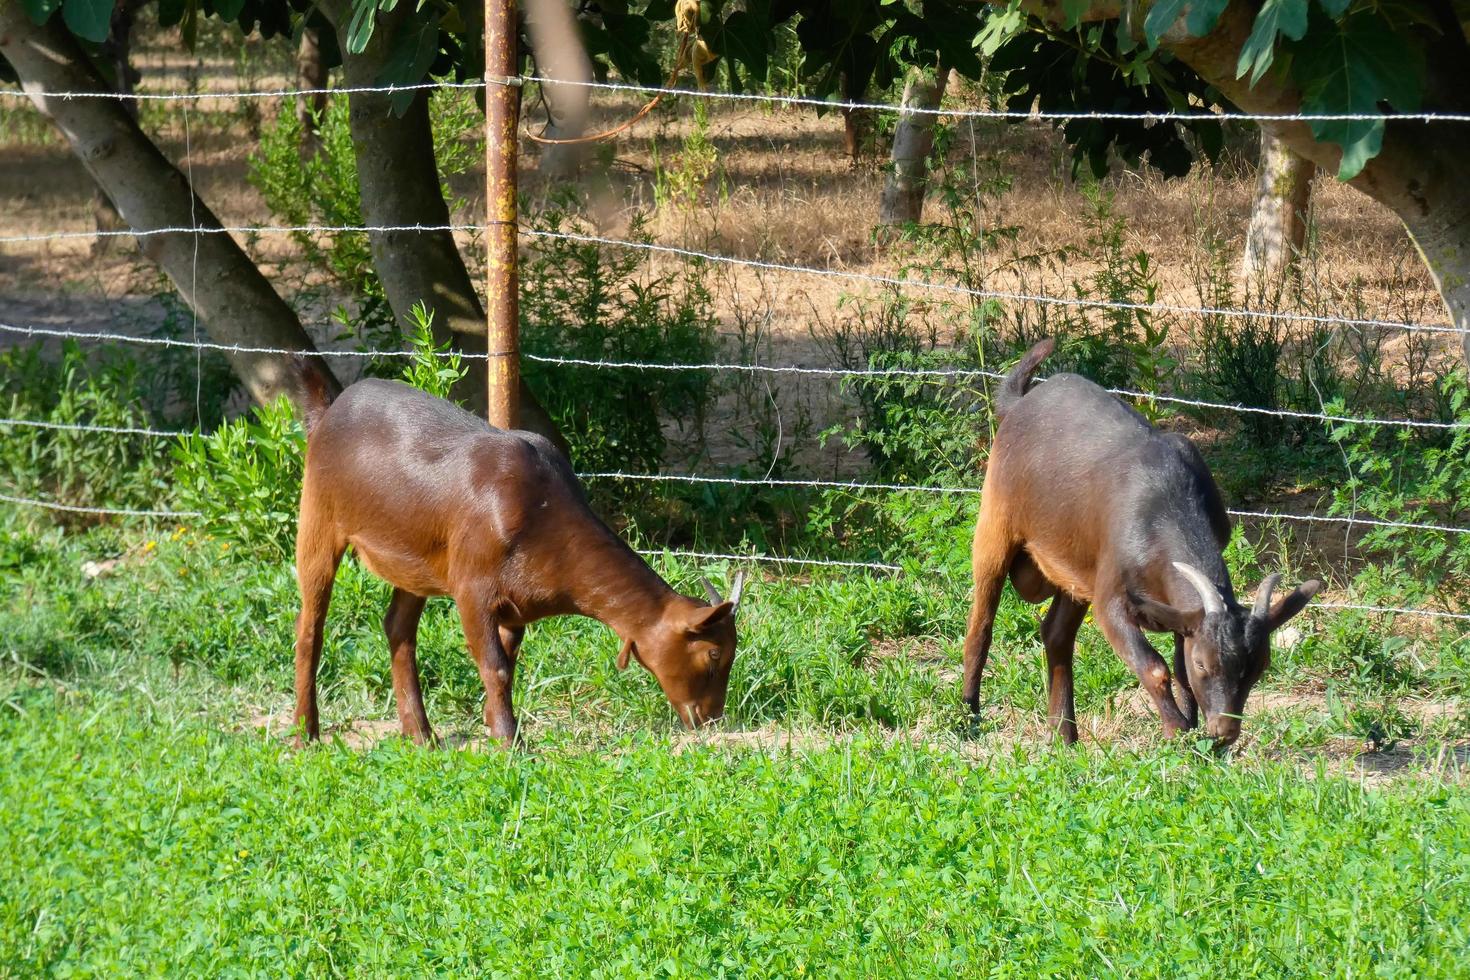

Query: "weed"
left=520, top=195, right=719, bottom=476
left=0, top=341, right=173, bottom=523
left=1328, top=371, right=1470, bottom=596
left=652, top=101, right=728, bottom=212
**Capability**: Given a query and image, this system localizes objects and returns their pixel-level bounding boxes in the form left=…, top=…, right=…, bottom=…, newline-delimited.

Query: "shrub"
left=0, top=341, right=174, bottom=523
left=172, top=308, right=459, bottom=562
left=173, top=396, right=305, bottom=562
left=520, top=196, right=719, bottom=475
left=1327, top=370, right=1470, bottom=598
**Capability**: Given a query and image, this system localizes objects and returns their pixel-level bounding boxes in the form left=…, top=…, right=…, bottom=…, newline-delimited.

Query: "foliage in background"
left=520, top=195, right=719, bottom=476
left=172, top=308, right=463, bottom=561
left=399, top=303, right=467, bottom=399
left=248, top=90, right=482, bottom=358
left=249, top=95, right=393, bottom=345
left=173, top=395, right=304, bottom=562
left=1329, top=371, right=1470, bottom=601
left=651, top=101, right=728, bottom=211
left=0, top=341, right=174, bottom=521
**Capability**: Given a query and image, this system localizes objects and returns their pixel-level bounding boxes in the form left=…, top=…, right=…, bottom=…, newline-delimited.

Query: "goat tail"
left=994, top=337, right=1055, bottom=420
left=293, top=355, right=337, bottom=437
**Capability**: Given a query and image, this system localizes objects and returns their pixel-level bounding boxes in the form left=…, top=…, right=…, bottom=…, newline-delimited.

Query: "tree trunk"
left=91, top=0, right=143, bottom=247
left=839, top=70, right=871, bottom=166
left=1164, top=3, right=1470, bottom=367
left=988, top=0, right=1470, bottom=368
left=879, top=65, right=948, bottom=225
left=524, top=0, right=591, bottom=180
left=317, top=0, right=563, bottom=443
left=295, top=25, right=329, bottom=158
left=1241, top=127, right=1315, bottom=287
left=0, top=6, right=341, bottom=411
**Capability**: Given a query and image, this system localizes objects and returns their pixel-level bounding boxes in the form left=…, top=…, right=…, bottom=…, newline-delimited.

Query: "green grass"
left=2, top=687, right=1467, bottom=976
left=4, top=513, right=1470, bottom=974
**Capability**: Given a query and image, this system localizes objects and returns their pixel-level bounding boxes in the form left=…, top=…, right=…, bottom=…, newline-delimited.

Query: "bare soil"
left=243, top=689, right=1470, bottom=785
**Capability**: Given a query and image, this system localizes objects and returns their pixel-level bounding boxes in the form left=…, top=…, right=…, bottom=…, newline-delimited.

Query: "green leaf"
left=179, top=0, right=199, bottom=50
left=1059, top=0, right=1092, bottom=29
left=1185, top=0, right=1229, bottom=37
left=719, top=9, right=770, bottom=85
left=1142, top=0, right=1188, bottom=49
left=1291, top=9, right=1423, bottom=179
left=975, top=5, right=1025, bottom=58
left=61, top=0, right=113, bottom=42
left=376, top=11, right=443, bottom=115
left=19, top=0, right=62, bottom=25
left=1316, top=0, right=1352, bottom=16
left=156, top=0, right=186, bottom=28
left=213, top=0, right=246, bottom=22
left=346, top=0, right=380, bottom=55
left=1236, top=0, right=1308, bottom=85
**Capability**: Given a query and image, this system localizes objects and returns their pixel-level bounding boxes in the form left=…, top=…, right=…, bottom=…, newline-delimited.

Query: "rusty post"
left=485, top=0, right=520, bottom=429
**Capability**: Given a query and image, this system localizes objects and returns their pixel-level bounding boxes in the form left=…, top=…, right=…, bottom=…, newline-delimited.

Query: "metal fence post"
left=485, top=0, right=520, bottom=429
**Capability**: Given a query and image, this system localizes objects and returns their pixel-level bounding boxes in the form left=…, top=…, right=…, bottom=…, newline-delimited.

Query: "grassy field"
left=4, top=687, right=1468, bottom=976
left=3, top=514, right=1469, bottom=974
left=4, top=16, right=1470, bottom=974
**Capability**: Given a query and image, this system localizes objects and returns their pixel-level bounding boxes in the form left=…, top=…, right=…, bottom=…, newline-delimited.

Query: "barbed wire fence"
left=3, top=77, right=1469, bottom=625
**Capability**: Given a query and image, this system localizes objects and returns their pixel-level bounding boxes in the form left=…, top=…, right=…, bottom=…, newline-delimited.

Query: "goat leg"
left=457, top=593, right=520, bottom=746
left=962, top=513, right=1016, bottom=714
left=1040, top=595, right=1088, bottom=744
left=385, top=588, right=435, bottom=745
left=292, top=533, right=345, bottom=746
left=1095, top=596, right=1191, bottom=737
left=1172, top=634, right=1199, bottom=730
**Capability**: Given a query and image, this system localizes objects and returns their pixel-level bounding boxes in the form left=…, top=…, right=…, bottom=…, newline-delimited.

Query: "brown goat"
left=292, top=377, right=743, bottom=745
left=963, top=339, right=1320, bottom=746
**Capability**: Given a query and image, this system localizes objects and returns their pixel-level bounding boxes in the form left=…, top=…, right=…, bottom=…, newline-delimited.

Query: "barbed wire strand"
left=0, top=491, right=201, bottom=518
left=7, top=76, right=1470, bottom=124
left=0, top=222, right=481, bottom=244
left=4, top=489, right=1464, bottom=617
left=2, top=424, right=1462, bottom=535
left=582, top=472, right=1470, bottom=535
left=525, top=229, right=1470, bottom=339
left=1, top=322, right=1461, bottom=431
left=2, top=80, right=483, bottom=101
left=5, top=222, right=1465, bottom=343
left=0, top=417, right=193, bottom=438
left=519, top=76, right=1470, bottom=124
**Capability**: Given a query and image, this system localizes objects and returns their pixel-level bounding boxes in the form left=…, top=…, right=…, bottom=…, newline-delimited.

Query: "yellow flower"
left=143, top=541, right=156, bottom=553
left=237, top=849, right=250, bottom=860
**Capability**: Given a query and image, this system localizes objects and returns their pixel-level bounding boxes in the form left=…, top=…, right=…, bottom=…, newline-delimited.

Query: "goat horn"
left=1172, top=562, right=1226, bottom=616
left=729, top=570, right=746, bottom=611
left=1252, top=573, right=1282, bottom=621
left=700, top=576, right=723, bottom=605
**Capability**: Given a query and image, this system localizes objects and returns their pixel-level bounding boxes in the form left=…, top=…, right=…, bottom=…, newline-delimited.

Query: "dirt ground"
left=2, top=29, right=1465, bottom=606
left=243, top=688, right=1470, bottom=786
left=0, top=30, right=1452, bottom=351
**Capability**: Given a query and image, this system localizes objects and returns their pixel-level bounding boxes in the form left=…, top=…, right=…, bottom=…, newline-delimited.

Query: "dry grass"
left=242, top=690, right=1470, bottom=786
left=0, top=36, right=1453, bottom=351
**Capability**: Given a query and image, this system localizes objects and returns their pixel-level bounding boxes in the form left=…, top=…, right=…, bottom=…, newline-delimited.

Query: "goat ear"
left=1265, top=579, right=1322, bottom=631
left=617, top=637, right=637, bottom=671
left=686, top=601, right=734, bottom=634
left=1127, top=593, right=1204, bottom=636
